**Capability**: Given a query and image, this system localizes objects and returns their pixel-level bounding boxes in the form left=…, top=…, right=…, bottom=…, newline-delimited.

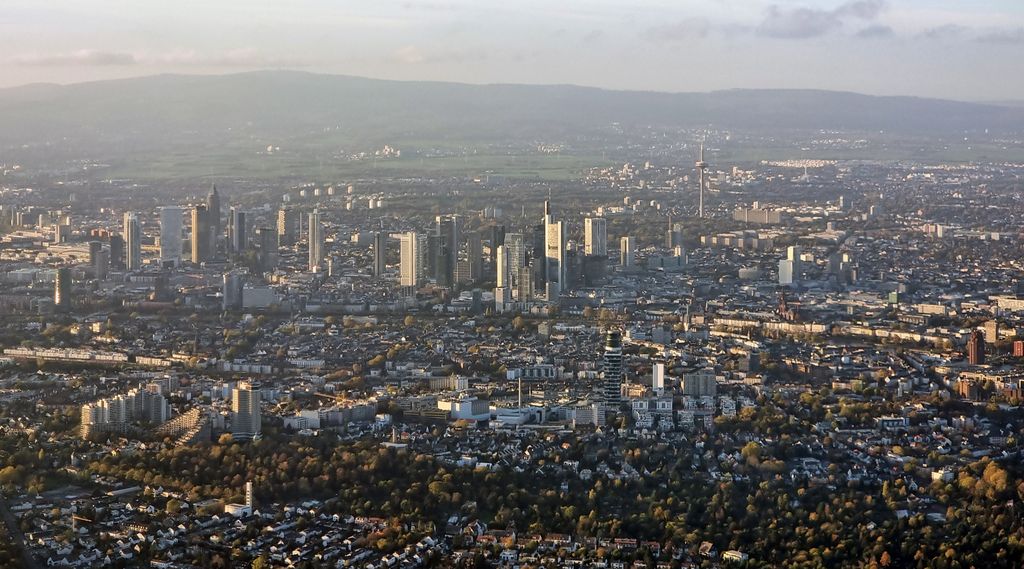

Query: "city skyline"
left=2, top=3, right=1024, bottom=567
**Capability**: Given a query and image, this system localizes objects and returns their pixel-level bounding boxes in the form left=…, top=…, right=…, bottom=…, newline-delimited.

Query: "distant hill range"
left=1, top=70, right=1022, bottom=154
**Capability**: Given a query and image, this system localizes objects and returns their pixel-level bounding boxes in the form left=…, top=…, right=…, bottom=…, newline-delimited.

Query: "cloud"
left=918, top=24, right=969, bottom=41
left=855, top=24, right=894, bottom=39
left=757, top=1, right=886, bottom=39
left=392, top=45, right=426, bottom=65
left=389, top=45, right=490, bottom=65
left=10, top=49, right=137, bottom=66
left=148, top=48, right=304, bottom=67
left=8, top=48, right=303, bottom=68
left=399, top=1, right=460, bottom=11
left=581, top=30, right=606, bottom=44
left=646, top=18, right=711, bottom=43
left=835, top=0, right=886, bottom=20
left=977, top=27, right=1024, bottom=45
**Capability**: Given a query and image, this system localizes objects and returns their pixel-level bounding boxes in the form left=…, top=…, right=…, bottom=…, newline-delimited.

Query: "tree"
left=404, top=315, right=416, bottom=326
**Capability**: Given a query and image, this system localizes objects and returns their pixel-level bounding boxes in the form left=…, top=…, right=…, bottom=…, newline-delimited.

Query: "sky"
left=1, top=0, right=1023, bottom=101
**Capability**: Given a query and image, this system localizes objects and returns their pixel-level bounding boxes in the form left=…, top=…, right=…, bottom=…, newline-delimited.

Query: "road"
left=0, top=495, right=39, bottom=569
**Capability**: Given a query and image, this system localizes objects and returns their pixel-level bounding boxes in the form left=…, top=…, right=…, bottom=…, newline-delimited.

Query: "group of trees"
left=84, top=430, right=1024, bottom=568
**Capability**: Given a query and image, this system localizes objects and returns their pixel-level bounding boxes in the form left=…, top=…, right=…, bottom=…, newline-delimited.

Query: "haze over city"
left=1, top=2, right=1024, bottom=569
left=2, top=0, right=1024, bottom=100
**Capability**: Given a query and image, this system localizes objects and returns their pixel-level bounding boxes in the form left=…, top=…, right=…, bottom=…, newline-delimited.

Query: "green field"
left=101, top=148, right=611, bottom=183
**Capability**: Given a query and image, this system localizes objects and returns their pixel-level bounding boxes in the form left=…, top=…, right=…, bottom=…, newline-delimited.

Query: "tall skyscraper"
left=505, top=232, right=526, bottom=271
left=399, top=231, right=423, bottom=287
left=191, top=205, right=211, bottom=264
left=496, top=245, right=510, bottom=288
left=308, top=210, right=323, bottom=272
left=229, top=207, right=247, bottom=254
left=54, top=267, right=71, bottom=310
left=778, top=259, right=796, bottom=286
left=53, top=223, right=70, bottom=244
left=602, top=330, right=623, bottom=409
left=545, top=219, right=566, bottom=298
left=123, top=212, right=142, bottom=271
left=256, top=227, right=278, bottom=271
left=94, top=249, right=109, bottom=280
left=652, top=362, right=666, bottom=391
left=373, top=231, right=387, bottom=277
left=276, top=207, right=298, bottom=246
left=488, top=225, right=506, bottom=267
left=222, top=271, right=245, bottom=310
left=159, top=207, right=184, bottom=266
left=88, top=241, right=103, bottom=268
left=231, top=382, right=261, bottom=441
left=967, top=330, right=985, bottom=365
left=206, top=184, right=222, bottom=246
left=516, top=264, right=534, bottom=302
left=434, top=214, right=460, bottom=287
left=584, top=217, right=608, bottom=257
left=779, top=245, right=802, bottom=286
left=468, top=231, right=484, bottom=282
left=665, top=217, right=683, bottom=249
left=109, top=234, right=125, bottom=270
left=620, top=236, right=635, bottom=267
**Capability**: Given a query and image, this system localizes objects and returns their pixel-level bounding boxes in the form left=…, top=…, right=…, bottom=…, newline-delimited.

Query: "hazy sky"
left=2, top=0, right=1023, bottom=100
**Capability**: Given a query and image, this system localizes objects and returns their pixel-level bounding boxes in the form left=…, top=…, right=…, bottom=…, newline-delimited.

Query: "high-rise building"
left=206, top=184, right=222, bottom=247
left=620, top=236, right=635, bottom=267
left=665, top=217, right=683, bottom=249
left=222, top=271, right=245, bottom=310
left=967, top=330, right=985, bottom=365
left=53, top=223, right=71, bottom=244
left=231, top=382, right=261, bottom=441
left=652, top=362, right=665, bottom=391
left=434, top=214, right=460, bottom=286
left=399, top=231, right=424, bottom=287
left=88, top=241, right=103, bottom=268
left=984, top=320, right=999, bottom=344
left=602, top=330, right=623, bottom=409
left=494, top=286, right=512, bottom=313
left=496, top=245, right=510, bottom=288
left=94, top=249, right=109, bottom=280
left=373, top=232, right=387, bottom=277
left=505, top=232, right=526, bottom=270
left=779, top=246, right=802, bottom=286
left=54, top=267, right=71, bottom=310
left=109, top=234, right=125, bottom=270
left=159, top=207, right=184, bottom=267
left=467, top=231, right=484, bottom=282
left=191, top=205, right=211, bottom=264
left=787, top=245, right=803, bottom=269
left=256, top=227, right=278, bottom=271
left=778, top=259, right=796, bottom=286
left=584, top=217, right=607, bottom=257
left=544, top=207, right=566, bottom=298
left=516, top=264, right=534, bottom=302
left=276, top=207, right=299, bottom=246
left=229, top=207, right=247, bottom=254
left=488, top=225, right=506, bottom=267
left=123, top=212, right=142, bottom=271
left=308, top=210, right=323, bottom=272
